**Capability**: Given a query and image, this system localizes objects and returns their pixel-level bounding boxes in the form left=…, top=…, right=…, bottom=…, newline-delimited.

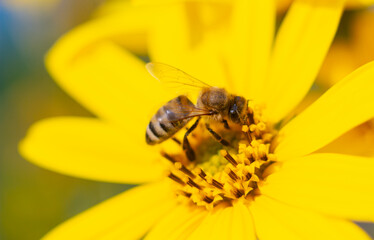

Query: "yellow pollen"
left=161, top=101, right=277, bottom=210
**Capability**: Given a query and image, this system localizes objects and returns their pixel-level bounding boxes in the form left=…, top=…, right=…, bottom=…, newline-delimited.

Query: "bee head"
left=228, top=96, right=247, bottom=124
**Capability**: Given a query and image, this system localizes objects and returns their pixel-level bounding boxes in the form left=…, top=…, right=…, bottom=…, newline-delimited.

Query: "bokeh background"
left=0, top=1, right=373, bottom=239
left=0, top=1, right=131, bottom=239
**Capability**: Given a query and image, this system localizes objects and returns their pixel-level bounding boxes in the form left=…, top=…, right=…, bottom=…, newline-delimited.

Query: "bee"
left=145, top=63, right=248, bottom=160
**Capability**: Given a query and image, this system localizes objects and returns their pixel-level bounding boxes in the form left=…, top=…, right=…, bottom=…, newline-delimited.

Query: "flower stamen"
left=168, top=173, right=185, bottom=186
left=161, top=101, right=277, bottom=210
left=161, top=151, right=177, bottom=163
left=185, top=177, right=202, bottom=190
left=220, top=150, right=238, bottom=167
left=175, top=162, right=196, bottom=179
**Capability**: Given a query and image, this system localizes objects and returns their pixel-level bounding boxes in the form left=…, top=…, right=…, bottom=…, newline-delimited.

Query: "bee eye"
left=229, top=105, right=239, bottom=123
left=229, top=96, right=246, bottom=124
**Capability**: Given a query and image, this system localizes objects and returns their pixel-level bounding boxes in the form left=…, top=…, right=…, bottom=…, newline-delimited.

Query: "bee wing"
left=167, top=105, right=214, bottom=122
left=164, top=95, right=214, bottom=122
left=146, top=62, right=211, bottom=93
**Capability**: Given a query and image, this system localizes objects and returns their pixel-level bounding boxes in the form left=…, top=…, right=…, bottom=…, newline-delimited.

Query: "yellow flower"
left=20, top=0, right=374, bottom=239
left=316, top=10, right=374, bottom=157
left=319, top=10, right=374, bottom=87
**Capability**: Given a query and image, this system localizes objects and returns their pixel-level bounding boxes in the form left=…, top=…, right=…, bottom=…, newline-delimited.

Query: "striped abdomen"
left=146, top=95, right=195, bottom=145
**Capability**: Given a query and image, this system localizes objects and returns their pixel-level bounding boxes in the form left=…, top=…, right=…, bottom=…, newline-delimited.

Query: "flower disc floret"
left=164, top=101, right=277, bottom=210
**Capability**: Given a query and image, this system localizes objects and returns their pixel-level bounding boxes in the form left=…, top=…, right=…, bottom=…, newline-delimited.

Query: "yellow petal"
left=49, top=5, right=153, bottom=62
left=148, top=3, right=228, bottom=89
left=351, top=11, right=374, bottom=66
left=228, top=0, right=275, bottom=99
left=261, top=153, right=374, bottom=221
left=250, top=198, right=300, bottom=240
left=317, top=40, right=356, bottom=87
left=187, top=206, right=230, bottom=240
left=317, top=120, right=374, bottom=157
left=250, top=196, right=371, bottom=240
left=19, top=117, right=167, bottom=184
left=42, top=181, right=177, bottom=240
left=48, top=40, right=175, bottom=129
left=145, top=205, right=207, bottom=240
left=279, top=90, right=321, bottom=129
left=188, top=203, right=256, bottom=240
left=275, top=61, right=374, bottom=160
left=47, top=10, right=176, bottom=125
left=265, top=0, right=345, bottom=123
left=318, top=11, right=374, bottom=88
left=147, top=3, right=188, bottom=65
left=231, top=202, right=257, bottom=240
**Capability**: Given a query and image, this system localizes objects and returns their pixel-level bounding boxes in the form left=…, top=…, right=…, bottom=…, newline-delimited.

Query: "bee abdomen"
left=146, top=119, right=170, bottom=145
left=146, top=111, right=184, bottom=145
left=146, top=96, right=193, bottom=145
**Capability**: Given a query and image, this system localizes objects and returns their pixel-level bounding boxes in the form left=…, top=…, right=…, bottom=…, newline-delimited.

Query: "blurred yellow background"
left=0, top=1, right=132, bottom=239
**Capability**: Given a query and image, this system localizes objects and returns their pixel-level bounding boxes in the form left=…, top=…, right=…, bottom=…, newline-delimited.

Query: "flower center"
left=161, top=101, right=277, bottom=210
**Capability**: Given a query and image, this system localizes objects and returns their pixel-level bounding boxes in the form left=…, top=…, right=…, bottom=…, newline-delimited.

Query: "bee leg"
left=205, top=123, right=230, bottom=146
left=222, top=119, right=230, bottom=129
left=183, top=117, right=201, bottom=161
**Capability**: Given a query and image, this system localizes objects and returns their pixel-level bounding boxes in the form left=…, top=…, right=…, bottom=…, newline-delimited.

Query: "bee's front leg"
left=205, top=123, right=230, bottom=146
left=182, top=117, right=201, bottom=161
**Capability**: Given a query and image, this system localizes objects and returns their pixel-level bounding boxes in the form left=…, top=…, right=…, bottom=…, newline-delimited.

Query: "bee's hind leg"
left=205, top=123, right=230, bottom=146
left=183, top=117, right=201, bottom=161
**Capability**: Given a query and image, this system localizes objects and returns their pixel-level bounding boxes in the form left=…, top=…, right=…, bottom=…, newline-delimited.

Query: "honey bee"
left=145, top=63, right=248, bottom=160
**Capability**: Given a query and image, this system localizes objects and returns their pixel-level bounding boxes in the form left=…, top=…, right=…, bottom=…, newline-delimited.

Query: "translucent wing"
left=146, top=62, right=211, bottom=92
left=164, top=95, right=214, bottom=122
left=167, top=105, right=214, bottom=122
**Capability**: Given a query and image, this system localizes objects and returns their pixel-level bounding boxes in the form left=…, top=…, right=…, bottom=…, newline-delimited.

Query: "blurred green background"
left=0, top=1, right=131, bottom=239
left=0, top=1, right=374, bottom=240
